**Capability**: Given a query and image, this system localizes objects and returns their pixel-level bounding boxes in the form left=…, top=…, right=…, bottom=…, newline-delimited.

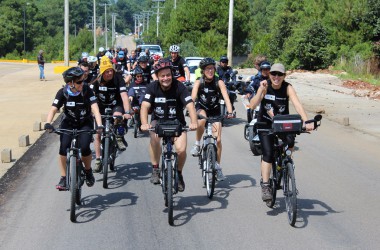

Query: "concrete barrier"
left=19, top=135, right=30, bottom=147
left=1, top=149, right=12, bottom=163
left=54, top=66, right=70, bottom=74
left=33, top=121, right=41, bottom=131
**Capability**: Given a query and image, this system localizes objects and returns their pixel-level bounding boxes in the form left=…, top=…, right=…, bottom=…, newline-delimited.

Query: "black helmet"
left=199, top=57, right=216, bottom=70
left=138, top=55, right=149, bottom=62
left=62, top=67, right=84, bottom=83
left=260, top=61, right=271, bottom=70
left=132, top=66, right=143, bottom=76
left=220, top=55, right=229, bottom=62
left=153, top=58, right=173, bottom=74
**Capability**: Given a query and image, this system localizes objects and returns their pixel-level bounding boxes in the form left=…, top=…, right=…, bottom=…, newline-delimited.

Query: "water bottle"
left=117, top=125, right=125, bottom=136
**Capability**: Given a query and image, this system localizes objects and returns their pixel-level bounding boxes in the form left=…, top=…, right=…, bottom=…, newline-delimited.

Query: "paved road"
left=1, top=89, right=379, bottom=249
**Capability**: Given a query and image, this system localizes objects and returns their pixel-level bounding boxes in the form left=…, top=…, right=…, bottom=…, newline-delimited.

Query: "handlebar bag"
left=272, top=114, right=302, bottom=133
left=155, top=119, right=183, bottom=138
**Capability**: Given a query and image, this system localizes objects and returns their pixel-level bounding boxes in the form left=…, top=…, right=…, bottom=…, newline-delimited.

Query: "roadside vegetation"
left=0, top=0, right=379, bottom=83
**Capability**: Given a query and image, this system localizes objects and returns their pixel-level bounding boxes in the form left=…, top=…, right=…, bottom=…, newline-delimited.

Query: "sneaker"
left=85, top=168, right=95, bottom=187
left=116, top=136, right=126, bottom=151
left=94, top=158, right=102, bottom=173
left=191, top=144, right=201, bottom=157
left=215, top=162, right=225, bottom=181
left=261, top=182, right=273, bottom=201
left=150, top=168, right=160, bottom=184
left=178, top=172, right=185, bottom=192
left=56, top=176, right=67, bottom=191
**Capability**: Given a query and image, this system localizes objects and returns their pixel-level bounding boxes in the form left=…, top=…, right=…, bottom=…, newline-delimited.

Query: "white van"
left=137, top=44, right=164, bottom=57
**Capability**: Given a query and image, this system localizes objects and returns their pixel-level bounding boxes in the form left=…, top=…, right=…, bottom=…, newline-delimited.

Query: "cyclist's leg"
left=57, top=120, right=72, bottom=189
left=258, top=131, right=275, bottom=200
left=149, top=120, right=161, bottom=184
left=78, top=123, right=93, bottom=171
left=174, top=132, right=187, bottom=192
left=191, top=107, right=206, bottom=156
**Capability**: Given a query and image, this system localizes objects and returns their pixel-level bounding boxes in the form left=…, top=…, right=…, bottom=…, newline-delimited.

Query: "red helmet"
left=153, top=59, right=172, bottom=74
left=153, top=54, right=161, bottom=61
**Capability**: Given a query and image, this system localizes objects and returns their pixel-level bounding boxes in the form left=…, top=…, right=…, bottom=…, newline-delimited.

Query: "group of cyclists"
left=45, top=44, right=315, bottom=204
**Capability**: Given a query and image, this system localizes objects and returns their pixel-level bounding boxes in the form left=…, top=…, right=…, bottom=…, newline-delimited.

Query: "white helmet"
left=99, top=47, right=105, bottom=52
left=88, top=56, right=97, bottom=63
left=81, top=52, right=89, bottom=58
left=169, top=45, right=180, bottom=53
left=105, top=51, right=113, bottom=59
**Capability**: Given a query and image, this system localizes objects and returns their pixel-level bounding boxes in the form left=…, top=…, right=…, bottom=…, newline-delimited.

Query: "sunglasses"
left=270, top=72, right=285, bottom=77
left=75, top=80, right=84, bottom=85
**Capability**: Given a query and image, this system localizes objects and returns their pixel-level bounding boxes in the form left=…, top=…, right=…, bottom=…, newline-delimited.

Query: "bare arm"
left=186, top=102, right=198, bottom=130
left=120, top=92, right=132, bottom=119
left=191, top=79, right=200, bottom=101
left=218, top=80, right=233, bottom=114
left=249, top=80, right=267, bottom=109
left=184, top=66, right=190, bottom=82
left=46, top=106, right=58, bottom=124
left=91, top=103, right=102, bottom=127
left=140, top=101, right=151, bottom=131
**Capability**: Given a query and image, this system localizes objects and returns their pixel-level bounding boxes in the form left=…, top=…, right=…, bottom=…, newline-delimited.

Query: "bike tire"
left=248, top=127, right=261, bottom=156
left=284, top=162, right=297, bottom=226
left=204, top=144, right=216, bottom=199
left=266, top=163, right=278, bottom=208
left=75, top=163, right=84, bottom=205
left=102, top=137, right=110, bottom=188
left=109, top=138, right=116, bottom=171
left=69, top=155, right=77, bottom=222
left=166, top=159, right=174, bottom=225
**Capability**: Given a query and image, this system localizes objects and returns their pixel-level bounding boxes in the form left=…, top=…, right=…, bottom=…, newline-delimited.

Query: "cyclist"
left=190, top=57, right=234, bottom=181
left=97, top=47, right=105, bottom=64
left=249, top=63, right=314, bottom=202
left=44, top=67, right=103, bottom=190
left=87, top=56, right=99, bottom=85
left=161, top=45, right=190, bottom=84
left=127, top=55, right=156, bottom=86
left=127, top=50, right=138, bottom=72
left=113, top=50, right=128, bottom=75
left=91, top=56, right=132, bottom=172
left=140, top=59, right=198, bottom=191
left=77, top=52, right=89, bottom=65
left=128, top=66, right=148, bottom=113
left=216, top=55, right=237, bottom=116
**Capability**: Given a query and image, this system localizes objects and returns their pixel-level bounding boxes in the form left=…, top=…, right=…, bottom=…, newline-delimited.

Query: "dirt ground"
left=1, top=58, right=380, bottom=178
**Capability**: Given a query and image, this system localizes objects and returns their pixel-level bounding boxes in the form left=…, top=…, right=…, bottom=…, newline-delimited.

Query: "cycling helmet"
left=62, top=67, right=84, bottom=83
left=259, top=61, right=271, bottom=70
left=153, top=58, right=173, bottom=74
left=199, top=57, right=216, bottom=70
left=81, top=52, right=89, bottom=58
left=118, top=51, right=125, bottom=58
left=138, top=55, right=149, bottom=62
left=132, top=66, right=144, bottom=76
left=220, top=55, right=229, bottom=62
left=99, top=47, right=105, bottom=52
left=88, top=56, right=97, bottom=63
left=169, top=45, right=180, bottom=53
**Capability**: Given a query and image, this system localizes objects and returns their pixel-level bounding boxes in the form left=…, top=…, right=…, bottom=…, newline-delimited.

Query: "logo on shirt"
left=155, top=97, right=166, bottom=103
left=264, top=94, right=275, bottom=101
left=90, top=96, right=97, bottom=102
left=53, top=99, right=59, bottom=104
left=99, top=86, right=107, bottom=91
left=145, top=94, right=151, bottom=99
left=66, top=102, right=75, bottom=107
left=185, top=96, right=192, bottom=102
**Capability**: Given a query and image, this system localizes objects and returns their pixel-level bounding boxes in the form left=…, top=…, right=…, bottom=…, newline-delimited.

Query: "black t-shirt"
left=143, top=80, right=193, bottom=125
left=141, top=65, right=153, bottom=84
left=258, top=81, right=290, bottom=125
left=169, top=56, right=187, bottom=79
left=196, top=77, right=222, bottom=111
left=52, top=85, right=97, bottom=123
left=90, top=73, right=127, bottom=113
left=114, top=57, right=128, bottom=73
left=128, top=81, right=148, bottom=107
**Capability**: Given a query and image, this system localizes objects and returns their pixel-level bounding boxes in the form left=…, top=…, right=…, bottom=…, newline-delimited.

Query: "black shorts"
left=195, top=104, right=221, bottom=117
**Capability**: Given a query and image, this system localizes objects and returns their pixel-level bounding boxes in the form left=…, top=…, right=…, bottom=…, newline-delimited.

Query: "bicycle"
left=131, top=106, right=141, bottom=138
left=52, top=128, right=96, bottom=222
left=101, top=107, right=125, bottom=188
left=256, top=114, right=322, bottom=226
left=149, top=119, right=188, bottom=225
left=197, top=114, right=224, bottom=199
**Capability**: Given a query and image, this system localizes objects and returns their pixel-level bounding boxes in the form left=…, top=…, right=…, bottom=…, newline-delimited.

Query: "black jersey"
left=169, top=56, right=187, bottom=79
left=91, top=73, right=127, bottom=112
left=143, top=80, right=193, bottom=125
left=141, top=65, right=153, bottom=84
left=196, top=77, right=222, bottom=111
left=128, top=81, right=148, bottom=106
left=258, top=81, right=290, bottom=125
left=114, top=57, right=128, bottom=73
left=52, top=85, right=97, bottom=124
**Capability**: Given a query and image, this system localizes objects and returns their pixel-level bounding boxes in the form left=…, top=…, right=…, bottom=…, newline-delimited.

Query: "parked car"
left=137, top=44, right=164, bottom=57
left=185, top=57, right=204, bottom=83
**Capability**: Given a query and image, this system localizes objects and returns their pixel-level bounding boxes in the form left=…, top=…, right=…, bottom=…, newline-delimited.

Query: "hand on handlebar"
left=226, top=113, right=234, bottom=119
left=189, top=123, right=198, bottom=130
left=44, top=123, right=54, bottom=132
left=123, top=113, right=132, bottom=120
left=304, top=122, right=314, bottom=132
left=140, top=124, right=151, bottom=131
left=97, top=125, right=104, bottom=134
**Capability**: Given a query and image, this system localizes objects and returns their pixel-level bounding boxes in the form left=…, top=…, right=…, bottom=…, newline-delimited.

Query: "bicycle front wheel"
left=166, top=159, right=174, bottom=225
left=102, top=137, right=110, bottom=188
left=75, top=163, right=84, bottom=205
left=204, top=144, right=216, bottom=199
left=284, top=162, right=297, bottom=226
left=69, top=155, right=77, bottom=222
left=133, top=114, right=139, bottom=138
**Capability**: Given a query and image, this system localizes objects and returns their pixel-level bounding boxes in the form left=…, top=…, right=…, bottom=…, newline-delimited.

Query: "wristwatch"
left=125, top=110, right=131, bottom=115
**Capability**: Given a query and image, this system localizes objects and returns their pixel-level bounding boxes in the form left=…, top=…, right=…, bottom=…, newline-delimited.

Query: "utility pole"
left=227, top=0, right=234, bottom=67
left=93, top=0, right=96, bottom=54
left=99, top=2, right=111, bottom=49
left=174, top=0, right=176, bottom=9
left=142, top=11, right=153, bottom=35
left=152, top=0, right=165, bottom=38
left=64, top=0, right=69, bottom=66
left=111, top=13, right=117, bottom=48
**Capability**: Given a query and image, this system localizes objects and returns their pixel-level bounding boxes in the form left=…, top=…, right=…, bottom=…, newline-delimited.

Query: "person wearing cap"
left=140, top=58, right=198, bottom=191
left=127, top=50, right=138, bottom=72
left=37, top=49, right=46, bottom=81
left=126, top=54, right=156, bottom=86
left=216, top=56, right=235, bottom=84
left=97, top=47, right=105, bottom=64
left=113, top=50, right=128, bottom=75
left=77, top=52, right=89, bottom=65
left=162, top=45, right=190, bottom=84
left=249, top=63, right=314, bottom=203
left=90, top=56, right=132, bottom=172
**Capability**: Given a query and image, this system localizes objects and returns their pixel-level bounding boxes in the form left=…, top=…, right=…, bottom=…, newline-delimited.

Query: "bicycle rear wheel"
left=266, top=163, right=278, bottom=208
left=102, top=137, right=110, bottom=188
left=69, top=155, right=77, bottom=222
left=284, top=162, right=297, bottom=226
left=166, top=159, right=174, bottom=225
left=204, top=144, right=216, bottom=199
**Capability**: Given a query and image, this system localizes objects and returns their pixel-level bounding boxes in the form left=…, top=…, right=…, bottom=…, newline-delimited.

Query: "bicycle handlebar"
left=197, top=114, right=229, bottom=122
left=51, top=128, right=97, bottom=136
